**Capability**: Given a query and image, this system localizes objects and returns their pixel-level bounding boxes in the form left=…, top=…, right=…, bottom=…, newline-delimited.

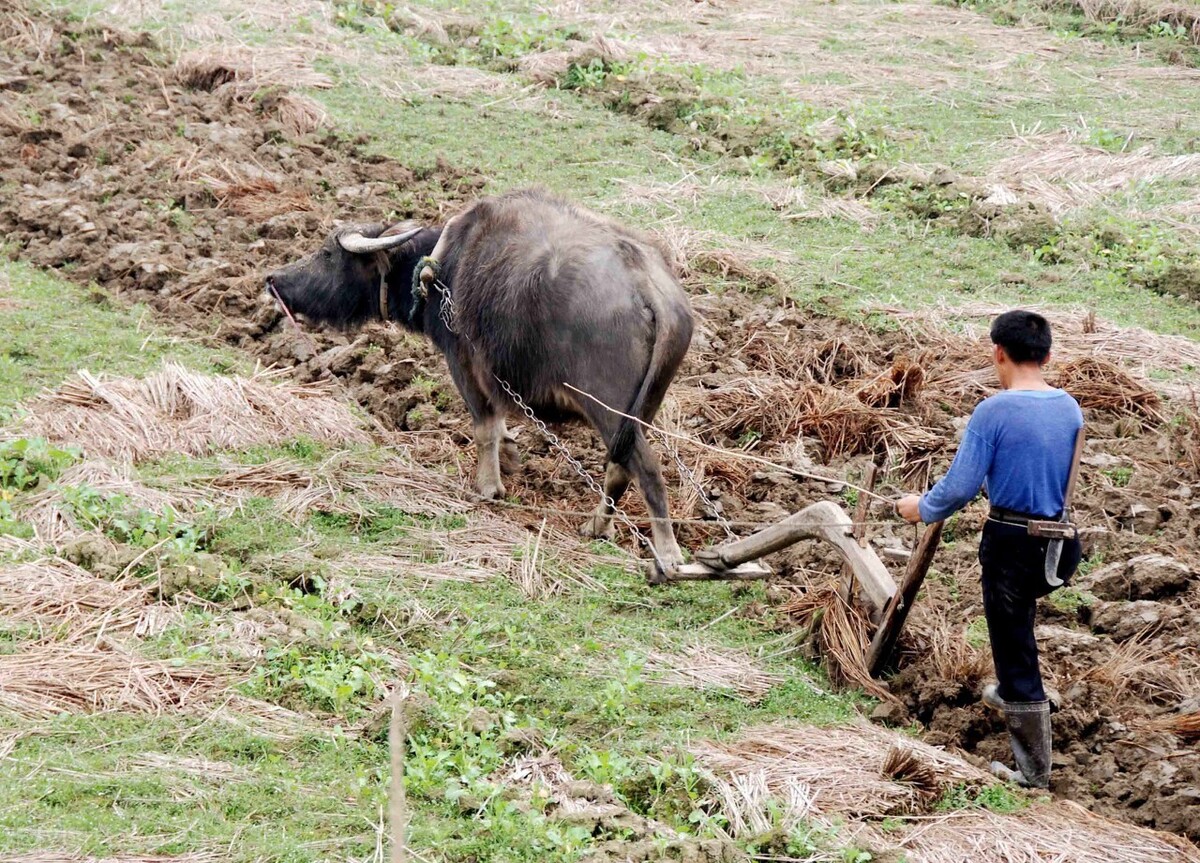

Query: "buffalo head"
left=265, top=222, right=433, bottom=328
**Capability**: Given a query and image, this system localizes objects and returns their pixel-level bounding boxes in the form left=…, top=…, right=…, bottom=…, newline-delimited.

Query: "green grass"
left=0, top=482, right=855, bottom=861
left=0, top=259, right=240, bottom=421
left=12, top=0, right=1200, bottom=858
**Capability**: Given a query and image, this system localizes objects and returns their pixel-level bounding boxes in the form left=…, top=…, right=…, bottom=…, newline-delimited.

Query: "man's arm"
left=898, top=427, right=994, bottom=523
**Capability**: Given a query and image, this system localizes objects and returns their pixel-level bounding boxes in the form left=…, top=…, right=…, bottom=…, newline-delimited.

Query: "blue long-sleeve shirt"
left=918, top=389, right=1083, bottom=523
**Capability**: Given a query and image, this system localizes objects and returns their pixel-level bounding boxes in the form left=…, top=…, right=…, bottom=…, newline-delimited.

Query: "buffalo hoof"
left=578, top=517, right=616, bottom=541
left=499, top=439, right=521, bottom=476
left=647, top=552, right=684, bottom=586
left=476, top=480, right=506, bottom=501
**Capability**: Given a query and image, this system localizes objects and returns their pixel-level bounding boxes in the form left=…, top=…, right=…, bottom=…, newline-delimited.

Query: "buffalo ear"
left=338, top=222, right=423, bottom=254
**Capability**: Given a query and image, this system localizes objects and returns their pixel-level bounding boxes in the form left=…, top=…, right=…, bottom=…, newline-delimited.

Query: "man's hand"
left=896, top=494, right=923, bottom=524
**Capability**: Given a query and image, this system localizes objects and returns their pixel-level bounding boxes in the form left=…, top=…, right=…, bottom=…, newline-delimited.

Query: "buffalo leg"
left=499, top=421, right=521, bottom=476
left=580, top=461, right=632, bottom=541
left=473, top=413, right=506, bottom=500
left=628, top=433, right=685, bottom=580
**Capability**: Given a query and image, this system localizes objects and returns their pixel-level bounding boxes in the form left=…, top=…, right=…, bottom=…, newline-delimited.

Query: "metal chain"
left=434, top=277, right=664, bottom=571
left=667, top=441, right=737, bottom=541
left=493, top=375, right=665, bottom=571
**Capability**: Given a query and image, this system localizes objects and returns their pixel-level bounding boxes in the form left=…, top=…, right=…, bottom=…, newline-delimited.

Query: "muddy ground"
left=1, top=10, right=1198, bottom=844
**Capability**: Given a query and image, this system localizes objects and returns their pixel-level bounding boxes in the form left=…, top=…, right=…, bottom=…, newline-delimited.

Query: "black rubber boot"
left=989, top=699, right=1051, bottom=789
left=983, top=682, right=1061, bottom=713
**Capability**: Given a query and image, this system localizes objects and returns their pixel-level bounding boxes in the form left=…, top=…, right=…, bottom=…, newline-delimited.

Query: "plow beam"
left=671, top=501, right=898, bottom=618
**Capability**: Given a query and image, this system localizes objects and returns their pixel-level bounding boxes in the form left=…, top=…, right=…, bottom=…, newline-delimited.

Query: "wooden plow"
left=663, top=475, right=944, bottom=677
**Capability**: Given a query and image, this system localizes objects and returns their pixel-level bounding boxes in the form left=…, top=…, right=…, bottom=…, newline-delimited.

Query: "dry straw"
left=0, top=856, right=220, bottom=863
left=881, top=302, right=1200, bottom=402
left=894, top=802, right=1200, bottom=863
left=0, top=557, right=167, bottom=640
left=175, top=44, right=333, bottom=92
left=781, top=582, right=893, bottom=701
left=1046, top=0, right=1200, bottom=44
left=14, top=363, right=370, bottom=462
left=1145, top=711, right=1200, bottom=741
left=692, top=721, right=989, bottom=819
left=192, top=451, right=467, bottom=520
left=197, top=171, right=316, bottom=220
left=694, top=722, right=1200, bottom=863
left=0, top=640, right=312, bottom=738
left=643, top=643, right=784, bottom=703
left=1076, top=635, right=1200, bottom=706
left=0, top=642, right=222, bottom=719
left=310, top=511, right=608, bottom=593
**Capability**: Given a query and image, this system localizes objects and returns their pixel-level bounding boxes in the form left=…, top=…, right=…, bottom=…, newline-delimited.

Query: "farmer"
left=896, top=310, right=1083, bottom=790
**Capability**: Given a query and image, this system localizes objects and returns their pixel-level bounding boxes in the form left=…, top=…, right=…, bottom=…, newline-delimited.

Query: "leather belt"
left=988, top=507, right=1061, bottom=526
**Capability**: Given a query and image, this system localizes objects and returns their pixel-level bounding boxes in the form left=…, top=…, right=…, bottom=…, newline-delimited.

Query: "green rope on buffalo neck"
left=410, top=256, right=441, bottom=323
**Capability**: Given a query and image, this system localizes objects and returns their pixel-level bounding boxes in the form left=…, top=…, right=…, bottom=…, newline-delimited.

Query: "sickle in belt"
left=1027, top=426, right=1085, bottom=589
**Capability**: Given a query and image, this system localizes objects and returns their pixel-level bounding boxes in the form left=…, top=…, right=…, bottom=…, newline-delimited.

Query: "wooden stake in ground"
left=390, top=689, right=409, bottom=863
left=866, top=521, right=944, bottom=676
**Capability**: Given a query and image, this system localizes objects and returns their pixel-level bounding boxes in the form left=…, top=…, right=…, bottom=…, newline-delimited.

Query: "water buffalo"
left=265, top=188, right=694, bottom=577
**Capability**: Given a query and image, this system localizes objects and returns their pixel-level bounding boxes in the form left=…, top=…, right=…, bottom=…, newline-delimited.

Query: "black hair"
left=990, top=310, right=1052, bottom=364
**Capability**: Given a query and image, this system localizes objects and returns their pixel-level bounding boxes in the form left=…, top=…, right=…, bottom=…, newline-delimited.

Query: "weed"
left=0, top=497, right=33, bottom=539
left=936, top=781, right=1028, bottom=813
left=1048, top=586, right=1094, bottom=614
left=1102, top=465, right=1133, bottom=487
left=0, top=437, right=79, bottom=492
left=1087, top=126, right=1130, bottom=153
left=58, top=485, right=209, bottom=559
left=249, top=641, right=390, bottom=717
left=965, top=615, right=991, bottom=649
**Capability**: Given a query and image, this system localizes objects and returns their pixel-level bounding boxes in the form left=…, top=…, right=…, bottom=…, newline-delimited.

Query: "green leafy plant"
left=0, top=438, right=79, bottom=492
left=58, top=485, right=208, bottom=557
left=1102, top=465, right=1133, bottom=487
left=251, top=642, right=390, bottom=716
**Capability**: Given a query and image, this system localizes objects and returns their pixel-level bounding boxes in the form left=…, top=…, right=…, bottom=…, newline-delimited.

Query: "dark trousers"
left=979, top=520, right=1082, bottom=703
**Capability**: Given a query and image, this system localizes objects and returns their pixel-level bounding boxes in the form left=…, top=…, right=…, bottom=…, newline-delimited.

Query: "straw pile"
left=692, top=721, right=989, bottom=819
left=683, top=378, right=939, bottom=465
left=1053, top=357, right=1166, bottom=422
left=193, top=451, right=467, bottom=520
left=694, top=723, right=1200, bottom=862
left=882, top=302, right=1200, bottom=401
left=198, top=172, right=315, bottom=220
left=0, top=642, right=222, bottom=719
left=780, top=583, right=892, bottom=701
left=643, top=643, right=784, bottom=703
left=905, top=619, right=993, bottom=690
left=895, top=802, right=1200, bottom=863
left=175, top=45, right=332, bottom=91
left=1077, top=637, right=1200, bottom=706
left=316, top=511, right=608, bottom=592
left=15, top=363, right=370, bottom=462
left=0, top=640, right=310, bottom=737
left=988, top=134, right=1200, bottom=213
left=1146, top=711, right=1200, bottom=741
left=1046, top=0, right=1200, bottom=44
left=0, top=855, right=220, bottom=863
left=0, top=557, right=166, bottom=640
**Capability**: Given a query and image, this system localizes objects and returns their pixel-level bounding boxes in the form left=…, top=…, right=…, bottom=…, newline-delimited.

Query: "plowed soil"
left=2, top=9, right=1197, bottom=845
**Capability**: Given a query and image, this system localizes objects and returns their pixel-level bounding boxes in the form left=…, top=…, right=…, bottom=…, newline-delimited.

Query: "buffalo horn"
left=338, top=224, right=423, bottom=254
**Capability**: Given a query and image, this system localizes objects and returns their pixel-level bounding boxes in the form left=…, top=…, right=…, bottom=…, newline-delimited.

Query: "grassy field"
left=4, top=0, right=1200, bottom=860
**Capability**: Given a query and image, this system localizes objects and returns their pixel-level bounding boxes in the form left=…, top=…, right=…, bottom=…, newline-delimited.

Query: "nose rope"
left=269, top=281, right=317, bottom=355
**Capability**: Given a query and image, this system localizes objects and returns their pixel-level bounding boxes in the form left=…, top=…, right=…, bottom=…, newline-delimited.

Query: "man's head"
left=990, top=310, right=1052, bottom=388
